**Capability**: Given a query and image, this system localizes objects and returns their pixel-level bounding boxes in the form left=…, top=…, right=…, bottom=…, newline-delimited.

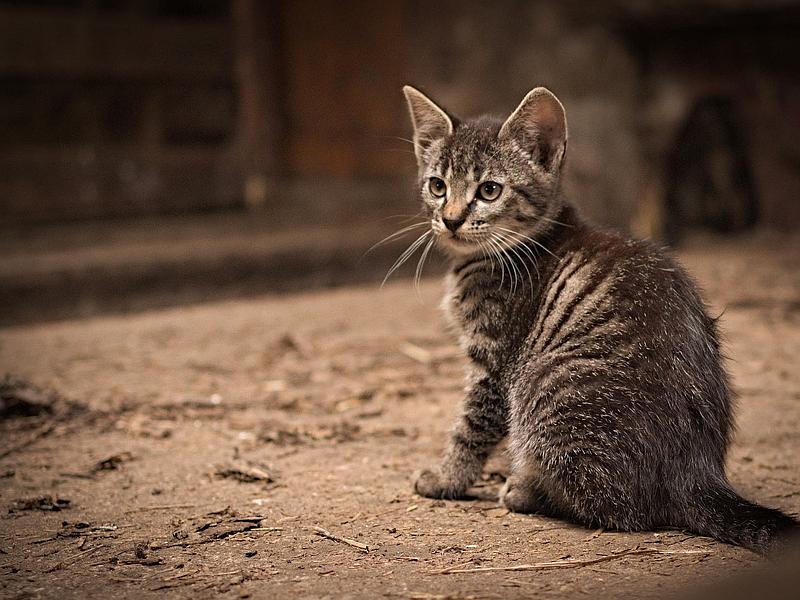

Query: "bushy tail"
left=687, top=484, right=799, bottom=554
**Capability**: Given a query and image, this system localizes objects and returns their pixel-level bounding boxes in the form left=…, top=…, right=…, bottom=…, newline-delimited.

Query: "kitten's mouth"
left=431, top=223, right=484, bottom=251
left=436, top=231, right=483, bottom=253
left=440, top=231, right=467, bottom=243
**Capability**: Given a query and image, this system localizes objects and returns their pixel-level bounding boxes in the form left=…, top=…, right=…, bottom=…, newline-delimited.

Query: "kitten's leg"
left=501, top=388, right=560, bottom=516
left=499, top=465, right=555, bottom=515
left=415, top=374, right=507, bottom=499
left=507, top=385, right=646, bottom=529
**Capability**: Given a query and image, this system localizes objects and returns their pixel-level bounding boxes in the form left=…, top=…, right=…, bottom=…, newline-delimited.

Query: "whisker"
left=495, top=233, right=522, bottom=295
left=537, top=215, right=574, bottom=228
left=381, top=231, right=431, bottom=287
left=487, top=234, right=512, bottom=295
left=478, top=238, right=494, bottom=279
left=476, top=236, right=497, bottom=281
left=495, top=232, right=522, bottom=295
left=497, top=229, right=541, bottom=282
left=365, top=222, right=429, bottom=255
left=414, top=236, right=436, bottom=294
left=372, top=134, right=424, bottom=156
left=486, top=235, right=508, bottom=291
left=393, top=210, right=428, bottom=225
left=496, top=226, right=560, bottom=260
left=373, top=135, right=417, bottom=147
left=496, top=229, right=551, bottom=285
left=495, top=230, right=534, bottom=294
left=379, top=211, right=426, bottom=223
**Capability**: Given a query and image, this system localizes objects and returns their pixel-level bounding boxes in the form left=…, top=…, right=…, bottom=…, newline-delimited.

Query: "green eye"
left=477, top=181, right=503, bottom=201
left=428, top=177, right=447, bottom=198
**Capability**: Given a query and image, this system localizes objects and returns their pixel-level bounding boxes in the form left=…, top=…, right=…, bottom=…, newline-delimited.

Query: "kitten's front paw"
left=414, top=468, right=464, bottom=499
left=499, top=478, right=539, bottom=514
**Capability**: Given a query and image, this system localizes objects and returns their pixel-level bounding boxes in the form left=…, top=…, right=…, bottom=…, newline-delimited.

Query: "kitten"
left=401, top=85, right=797, bottom=554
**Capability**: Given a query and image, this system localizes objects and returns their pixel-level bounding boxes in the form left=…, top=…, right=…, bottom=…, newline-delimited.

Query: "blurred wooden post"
left=232, top=0, right=284, bottom=211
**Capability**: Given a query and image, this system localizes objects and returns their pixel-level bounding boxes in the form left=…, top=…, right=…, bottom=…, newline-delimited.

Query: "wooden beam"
left=0, top=8, right=232, bottom=82
left=231, top=0, right=285, bottom=209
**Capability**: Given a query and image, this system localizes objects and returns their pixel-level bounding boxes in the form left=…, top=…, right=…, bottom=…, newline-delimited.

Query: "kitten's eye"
left=477, top=181, right=503, bottom=201
left=428, top=177, right=447, bottom=198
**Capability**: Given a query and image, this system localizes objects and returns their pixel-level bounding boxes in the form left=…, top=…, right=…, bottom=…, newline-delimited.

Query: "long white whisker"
left=495, top=231, right=533, bottom=295
left=366, top=222, right=429, bottom=255
left=484, top=235, right=507, bottom=291
left=537, top=215, right=574, bottom=228
left=397, top=210, right=427, bottom=224
left=520, top=243, right=541, bottom=283
left=380, top=212, right=425, bottom=222
left=498, top=234, right=522, bottom=295
left=488, top=233, right=516, bottom=295
left=496, top=226, right=560, bottom=260
left=484, top=235, right=503, bottom=288
left=374, top=135, right=417, bottom=147
left=414, top=236, right=435, bottom=295
left=494, top=232, right=541, bottom=280
left=478, top=238, right=494, bottom=278
left=381, top=231, right=431, bottom=287
left=496, top=229, right=541, bottom=282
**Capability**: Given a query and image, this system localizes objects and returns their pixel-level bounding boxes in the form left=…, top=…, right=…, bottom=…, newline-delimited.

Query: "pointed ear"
left=403, top=85, right=454, bottom=165
left=499, top=87, right=567, bottom=173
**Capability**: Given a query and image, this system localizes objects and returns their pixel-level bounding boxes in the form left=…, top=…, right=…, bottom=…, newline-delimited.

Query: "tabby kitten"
left=402, top=85, right=797, bottom=554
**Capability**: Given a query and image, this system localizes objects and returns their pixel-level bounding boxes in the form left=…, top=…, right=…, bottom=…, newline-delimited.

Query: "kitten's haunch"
left=401, top=84, right=798, bottom=554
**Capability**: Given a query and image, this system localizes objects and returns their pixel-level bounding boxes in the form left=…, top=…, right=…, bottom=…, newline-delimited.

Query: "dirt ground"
left=1, top=233, right=799, bottom=599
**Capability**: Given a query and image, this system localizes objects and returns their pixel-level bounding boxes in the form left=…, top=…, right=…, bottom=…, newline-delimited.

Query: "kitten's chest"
left=442, top=271, right=535, bottom=358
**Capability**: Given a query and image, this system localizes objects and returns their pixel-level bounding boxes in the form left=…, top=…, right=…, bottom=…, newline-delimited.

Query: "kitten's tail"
left=687, top=483, right=799, bottom=554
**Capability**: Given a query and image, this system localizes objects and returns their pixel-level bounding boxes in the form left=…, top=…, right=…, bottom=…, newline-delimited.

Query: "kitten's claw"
left=414, top=468, right=464, bottom=499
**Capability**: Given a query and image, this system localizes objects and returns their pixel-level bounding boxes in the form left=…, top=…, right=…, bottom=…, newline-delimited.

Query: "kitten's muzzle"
left=442, top=217, right=466, bottom=233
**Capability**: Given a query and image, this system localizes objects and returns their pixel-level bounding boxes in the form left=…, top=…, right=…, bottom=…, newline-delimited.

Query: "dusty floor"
left=1, top=233, right=799, bottom=599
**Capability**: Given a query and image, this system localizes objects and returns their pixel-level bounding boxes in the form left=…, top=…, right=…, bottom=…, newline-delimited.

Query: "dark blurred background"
left=2, top=0, right=799, bottom=324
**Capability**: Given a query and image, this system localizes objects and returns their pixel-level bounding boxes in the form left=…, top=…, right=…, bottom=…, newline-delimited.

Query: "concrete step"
left=0, top=212, right=443, bottom=326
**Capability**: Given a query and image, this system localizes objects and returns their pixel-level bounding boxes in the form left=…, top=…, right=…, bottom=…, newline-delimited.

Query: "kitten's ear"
left=403, top=85, right=454, bottom=165
left=499, top=87, right=568, bottom=173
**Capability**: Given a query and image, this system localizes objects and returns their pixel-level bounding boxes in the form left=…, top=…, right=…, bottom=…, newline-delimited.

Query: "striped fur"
left=404, top=85, right=798, bottom=554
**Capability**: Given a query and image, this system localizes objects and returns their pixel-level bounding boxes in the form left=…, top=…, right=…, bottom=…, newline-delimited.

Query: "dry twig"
left=125, top=504, right=198, bottom=513
left=0, top=424, right=55, bottom=460
left=399, top=342, right=433, bottom=364
left=432, top=547, right=712, bottom=574
left=312, top=526, right=369, bottom=553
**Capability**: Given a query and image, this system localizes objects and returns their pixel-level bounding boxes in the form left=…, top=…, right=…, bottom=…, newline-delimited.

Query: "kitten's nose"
left=443, top=217, right=466, bottom=233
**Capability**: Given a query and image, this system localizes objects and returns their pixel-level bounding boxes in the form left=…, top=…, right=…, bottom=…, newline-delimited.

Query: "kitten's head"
left=403, top=86, right=568, bottom=257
